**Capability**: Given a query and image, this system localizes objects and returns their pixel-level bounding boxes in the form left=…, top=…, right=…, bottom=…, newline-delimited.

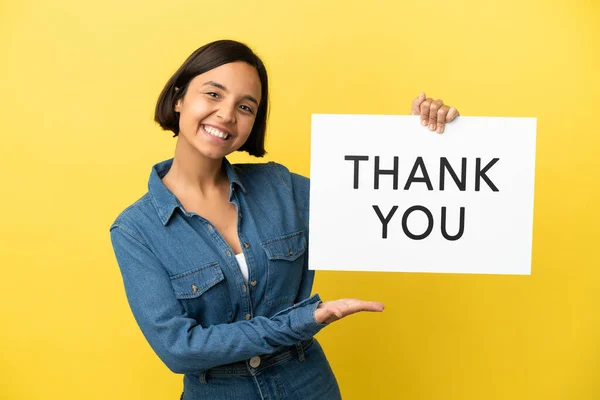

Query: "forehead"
left=189, top=62, right=261, bottom=100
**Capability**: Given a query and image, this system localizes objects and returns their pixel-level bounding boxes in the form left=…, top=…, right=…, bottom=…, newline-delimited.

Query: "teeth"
left=204, top=125, right=228, bottom=139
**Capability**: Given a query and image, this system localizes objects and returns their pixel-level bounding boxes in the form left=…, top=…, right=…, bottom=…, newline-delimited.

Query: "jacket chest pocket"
left=169, top=262, right=233, bottom=325
left=262, top=230, right=307, bottom=307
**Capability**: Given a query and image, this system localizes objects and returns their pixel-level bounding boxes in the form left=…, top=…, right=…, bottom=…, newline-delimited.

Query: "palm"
left=315, top=298, right=384, bottom=324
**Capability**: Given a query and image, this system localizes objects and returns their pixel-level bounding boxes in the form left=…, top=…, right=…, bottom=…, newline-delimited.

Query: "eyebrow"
left=202, top=81, right=259, bottom=106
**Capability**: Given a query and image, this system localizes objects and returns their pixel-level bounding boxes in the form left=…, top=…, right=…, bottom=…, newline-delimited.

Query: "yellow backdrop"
left=1, top=0, right=599, bottom=399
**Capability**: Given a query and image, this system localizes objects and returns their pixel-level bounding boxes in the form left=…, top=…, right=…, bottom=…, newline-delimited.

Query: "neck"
left=164, top=137, right=227, bottom=194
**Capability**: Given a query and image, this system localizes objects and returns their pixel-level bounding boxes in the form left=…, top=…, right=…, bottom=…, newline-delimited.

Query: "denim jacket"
left=109, top=158, right=326, bottom=374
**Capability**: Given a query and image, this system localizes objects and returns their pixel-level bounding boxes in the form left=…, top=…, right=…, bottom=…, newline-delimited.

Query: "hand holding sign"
left=411, top=92, right=460, bottom=133
left=314, top=299, right=385, bottom=325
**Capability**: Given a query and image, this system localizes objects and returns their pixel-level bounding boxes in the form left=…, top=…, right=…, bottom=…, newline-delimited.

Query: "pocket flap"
left=262, top=231, right=307, bottom=261
left=169, top=263, right=225, bottom=299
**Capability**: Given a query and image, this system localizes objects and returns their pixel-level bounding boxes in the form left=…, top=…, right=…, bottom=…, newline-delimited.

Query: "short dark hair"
left=154, top=40, right=269, bottom=157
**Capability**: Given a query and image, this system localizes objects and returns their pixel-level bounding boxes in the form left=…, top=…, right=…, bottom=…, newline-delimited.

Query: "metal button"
left=250, top=280, right=257, bottom=287
left=288, top=249, right=294, bottom=256
left=191, top=284, right=198, bottom=293
left=244, top=242, right=250, bottom=249
left=208, top=225, right=214, bottom=231
left=249, top=356, right=261, bottom=368
left=245, top=314, right=251, bottom=320
left=226, top=250, right=231, bottom=256
left=242, top=284, right=247, bottom=293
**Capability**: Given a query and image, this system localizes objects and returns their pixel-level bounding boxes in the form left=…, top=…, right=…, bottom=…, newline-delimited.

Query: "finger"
left=420, top=98, right=434, bottom=126
left=357, top=302, right=385, bottom=312
left=344, top=299, right=385, bottom=314
left=411, top=92, right=426, bottom=115
left=446, top=107, right=459, bottom=123
left=319, top=300, right=385, bottom=323
left=436, top=105, right=450, bottom=133
left=428, top=99, right=444, bottom=131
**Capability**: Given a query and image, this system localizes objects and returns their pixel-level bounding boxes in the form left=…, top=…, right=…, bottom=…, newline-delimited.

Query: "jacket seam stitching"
left=110, top=223, right=148, bottom=247
left=261, top=230, right=305, bottom=246
left=269, top=162, right=293, bottom=196
left=169, top=262, right=221, bottom=280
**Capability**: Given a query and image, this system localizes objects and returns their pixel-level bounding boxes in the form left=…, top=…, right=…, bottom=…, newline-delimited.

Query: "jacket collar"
left=148, top=158, right=246, bottom=225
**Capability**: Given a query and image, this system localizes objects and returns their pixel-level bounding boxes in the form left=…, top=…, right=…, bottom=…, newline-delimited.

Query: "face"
left=174, top=61, right=262, bottom=160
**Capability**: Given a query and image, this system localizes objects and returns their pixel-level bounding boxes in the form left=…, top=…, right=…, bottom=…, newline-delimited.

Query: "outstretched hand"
left=314, top=299, right=385, bottom=325
left=411, top=92, right=459, bottom=134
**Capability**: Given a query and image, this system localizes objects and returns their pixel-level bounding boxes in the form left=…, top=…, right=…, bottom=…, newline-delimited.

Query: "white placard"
left=308, top=115, right=537, bottom=275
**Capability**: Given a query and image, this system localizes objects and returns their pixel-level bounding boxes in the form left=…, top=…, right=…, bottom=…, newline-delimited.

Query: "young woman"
left=110, top=40, right=459, bottom=399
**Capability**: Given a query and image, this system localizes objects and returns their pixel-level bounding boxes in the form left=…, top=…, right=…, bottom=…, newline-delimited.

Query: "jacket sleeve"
left=110, top=224, right=326, bottom=374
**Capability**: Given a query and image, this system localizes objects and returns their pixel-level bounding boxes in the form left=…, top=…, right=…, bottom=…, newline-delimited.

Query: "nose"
left=216, top=101, right=236, bottom=124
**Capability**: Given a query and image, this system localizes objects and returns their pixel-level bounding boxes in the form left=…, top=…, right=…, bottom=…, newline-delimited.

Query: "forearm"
left=133, top=294, right=325, bottom=373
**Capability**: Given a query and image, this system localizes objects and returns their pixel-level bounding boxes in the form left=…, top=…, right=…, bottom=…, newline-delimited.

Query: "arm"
left=110, top=224, right=326, bottom=374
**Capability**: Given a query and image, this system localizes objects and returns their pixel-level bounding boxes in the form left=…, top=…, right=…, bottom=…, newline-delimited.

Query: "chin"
left=186, top=137, right=230, bottom=160
left=194, top=145, right=236, bottom=160
left=197, top=149, right=229, bottom=160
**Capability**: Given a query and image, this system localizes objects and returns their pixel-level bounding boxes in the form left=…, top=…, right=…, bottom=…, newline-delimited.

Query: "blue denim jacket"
left=109, top=158, right=327, bottom=374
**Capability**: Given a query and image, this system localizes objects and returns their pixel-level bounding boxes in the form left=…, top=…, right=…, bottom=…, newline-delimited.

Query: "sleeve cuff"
left=290, top=293, right=329, bottom=336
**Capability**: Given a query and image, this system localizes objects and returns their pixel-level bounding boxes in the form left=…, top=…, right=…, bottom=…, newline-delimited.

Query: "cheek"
left=181, top=100, right=211, bottom=123
left=191, top=100, right=211, bottom=114
left=180, top=110, right=208, bottom=136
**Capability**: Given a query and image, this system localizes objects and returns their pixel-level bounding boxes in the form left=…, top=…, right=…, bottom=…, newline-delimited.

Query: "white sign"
left=308, top=115, right=537, bottom=275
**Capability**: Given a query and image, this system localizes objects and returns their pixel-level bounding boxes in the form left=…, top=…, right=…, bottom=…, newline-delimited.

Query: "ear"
left=174, top=87, right=181, bottom=112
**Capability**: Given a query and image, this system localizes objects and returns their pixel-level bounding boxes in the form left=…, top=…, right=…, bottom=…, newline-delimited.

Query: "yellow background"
left=1, top=0, right=599, bottom=399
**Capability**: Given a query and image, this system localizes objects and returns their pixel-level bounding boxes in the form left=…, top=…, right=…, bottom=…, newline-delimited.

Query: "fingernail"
left=429, top=124, right=435, bottom=130
left=437, top=127, right=443, bottom=133
left=421, top=120, right=427, bottom=126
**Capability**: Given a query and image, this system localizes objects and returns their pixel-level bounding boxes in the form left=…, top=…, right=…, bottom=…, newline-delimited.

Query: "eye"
left=205, top=92, right=220, bottom=98
left=239, top=104, right=255, bottom=115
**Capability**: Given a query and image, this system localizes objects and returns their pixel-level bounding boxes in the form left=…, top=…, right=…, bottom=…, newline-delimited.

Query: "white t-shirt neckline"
left=235, top=252, right=249, bottom=283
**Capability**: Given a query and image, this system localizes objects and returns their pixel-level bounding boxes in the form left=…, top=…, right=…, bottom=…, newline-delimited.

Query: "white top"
left=235, top=253, right=249, bottom=284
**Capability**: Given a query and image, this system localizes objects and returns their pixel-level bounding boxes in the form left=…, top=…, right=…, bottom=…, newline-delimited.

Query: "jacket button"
left=226, top=250, right=232, bottom=256
left=244, top=242, right=250, bottom=248
left=245, top=314, right=251, bottom=320
left=288, top=249, right=294, bottom=256
left=250, top=280, right=257, bottom=287
left=249, top=356, right=261, bottom=368
left=242, top=284, right=247, bottom=293
left=191, top=284, right=198, bottom=293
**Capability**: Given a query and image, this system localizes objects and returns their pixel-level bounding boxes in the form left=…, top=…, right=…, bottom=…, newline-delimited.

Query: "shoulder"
left=232, top=162, right=308, bottom=191
left=232, top=161, right=290, bottom=179
left=232, top=162, right=293, bottom=192
left=109, top=193, right=157, bottom=237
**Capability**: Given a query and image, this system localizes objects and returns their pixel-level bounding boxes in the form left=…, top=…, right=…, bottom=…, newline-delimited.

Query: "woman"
left=110, top=40, right=459, bottom=399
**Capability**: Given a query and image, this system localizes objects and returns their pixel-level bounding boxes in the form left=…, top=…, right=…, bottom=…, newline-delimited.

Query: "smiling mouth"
left=202, top=125, right=230, bottom=140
